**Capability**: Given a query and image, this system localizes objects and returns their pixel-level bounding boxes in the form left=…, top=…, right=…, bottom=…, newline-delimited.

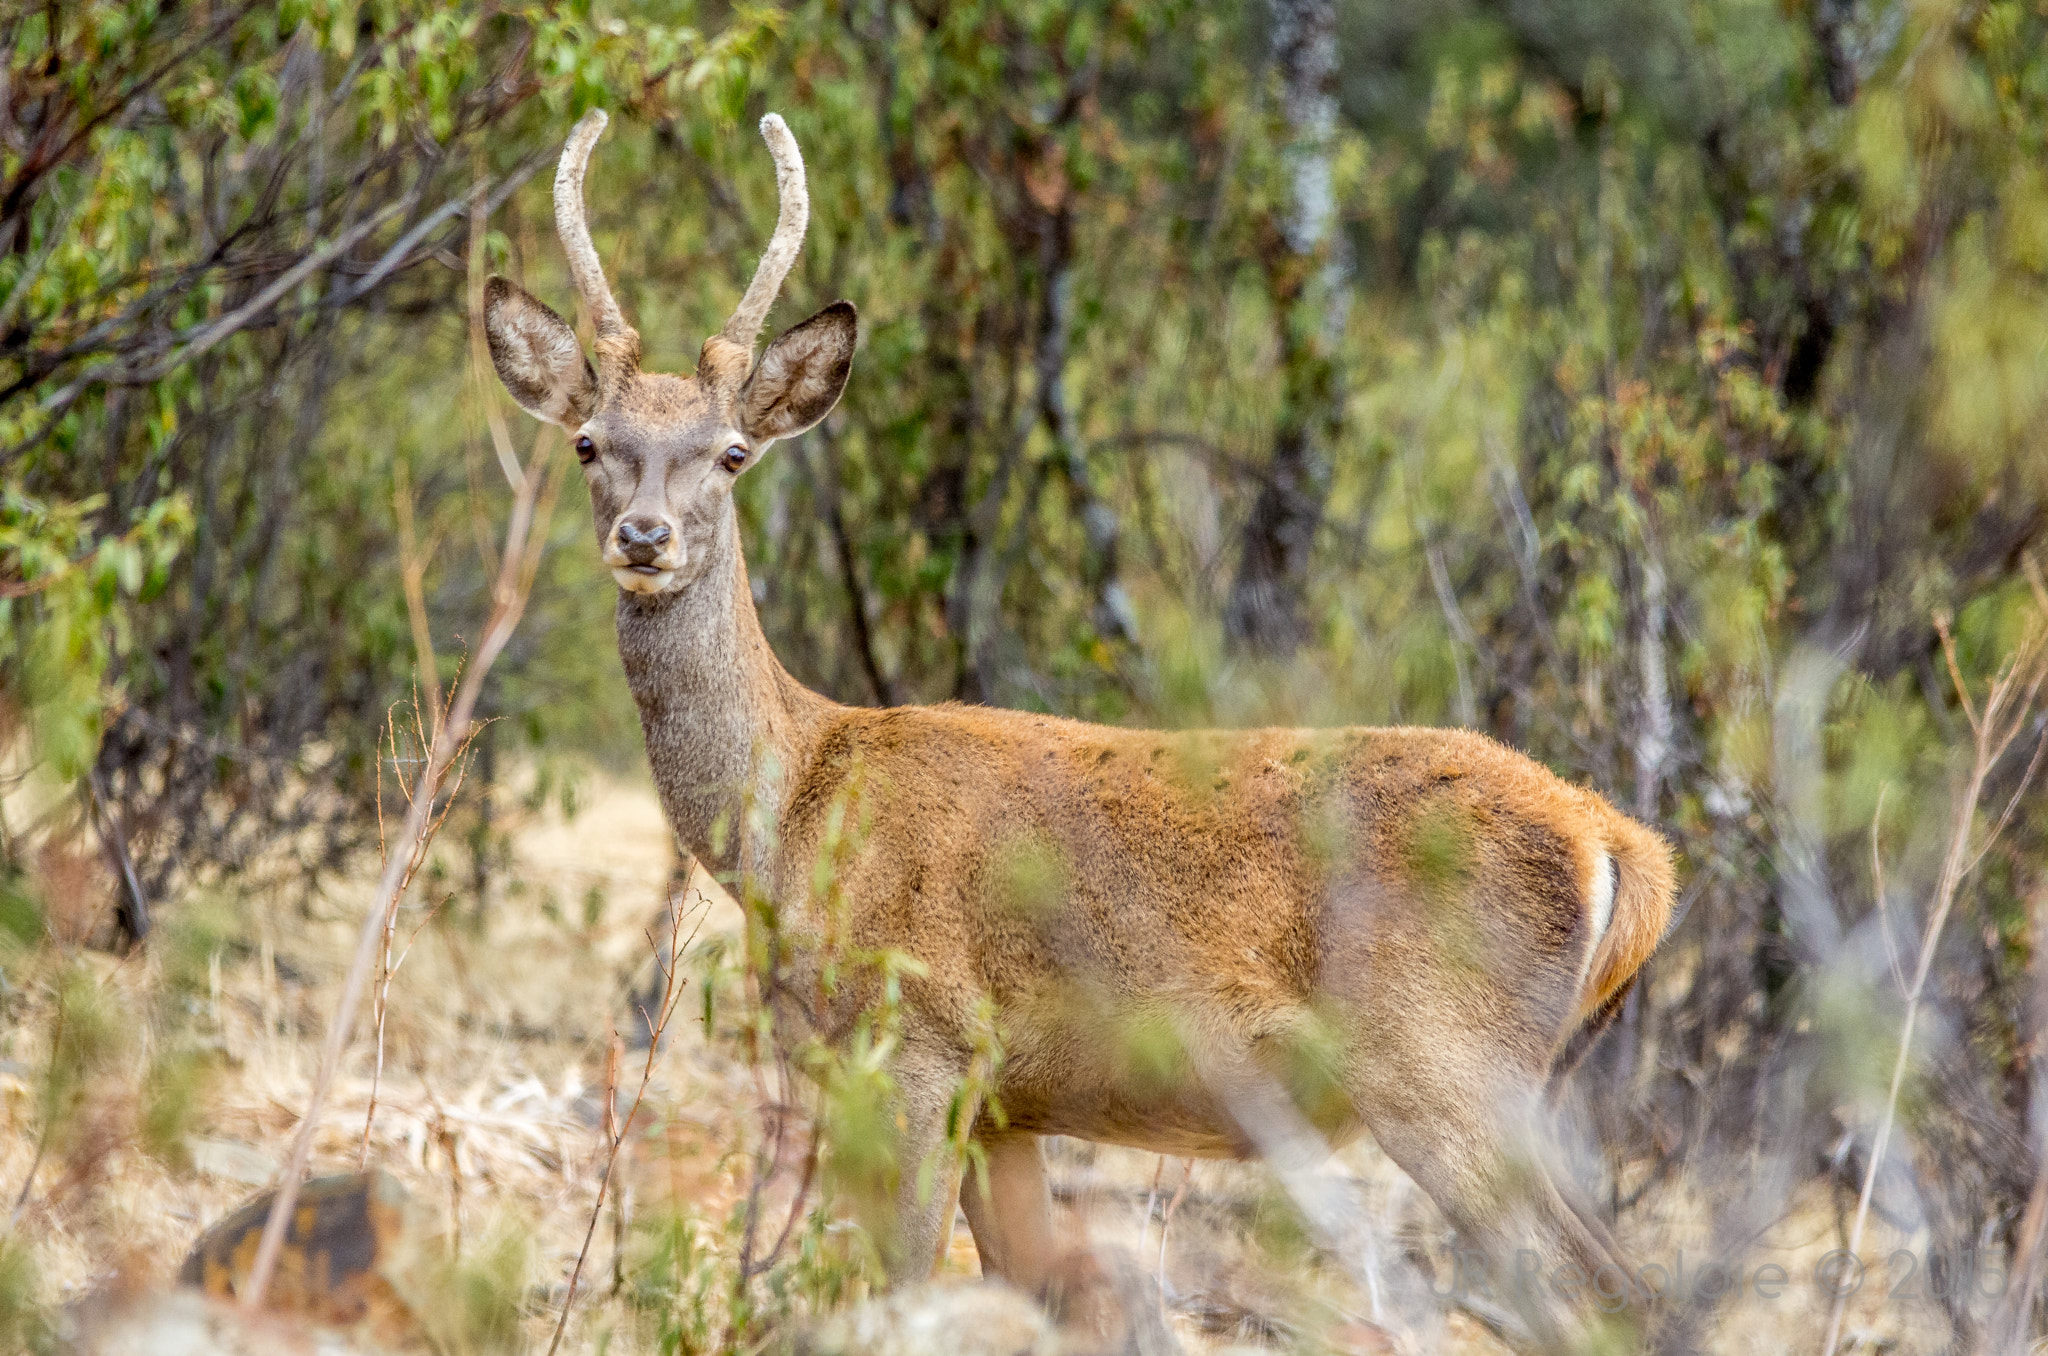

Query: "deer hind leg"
left=1361, top=1072, right=1635, bottom=1348
left=958, top=1128, right=1058, bottom=1293
left=962, top=1130, right=1178, bottom=1356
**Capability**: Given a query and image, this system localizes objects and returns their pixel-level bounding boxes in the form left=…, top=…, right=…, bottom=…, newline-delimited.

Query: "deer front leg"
left=855, top=1038, right=976, bottom=1286
left=958, top=1128, right=1057, bottom=1294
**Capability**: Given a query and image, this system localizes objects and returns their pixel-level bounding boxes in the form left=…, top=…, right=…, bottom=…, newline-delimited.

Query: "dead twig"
left=392, top=460, right=445, bottom=734
left=359, top=686, right=479, bottom=1164
left=86, top=768, right=149, bottom=943
left=733, top=905, right=826, bottom=1294
left=359, top=885, right=457, bottom=1168
left=241, top=169, right=577, bottom=1308
left=0, top=573, right=62, bottom=598
left=1157, top=1157, right=1194, bottom=1321
left=1822, top=615, right=2048, bottom=1355
left=7, top=993, right=66, bottom=1229
left=744, top=1076, right=823, bottom=1283
left=546, top=889, right=708, bottom=1356
left=1869, top=784, right=1906, bottom=996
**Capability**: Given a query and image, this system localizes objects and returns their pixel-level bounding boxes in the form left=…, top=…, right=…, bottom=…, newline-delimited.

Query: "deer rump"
left=774, top=709, right=1675, bottom=1161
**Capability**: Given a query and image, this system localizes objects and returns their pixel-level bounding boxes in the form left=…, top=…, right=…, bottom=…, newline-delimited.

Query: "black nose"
left=616, top=517, right=671, bottom=564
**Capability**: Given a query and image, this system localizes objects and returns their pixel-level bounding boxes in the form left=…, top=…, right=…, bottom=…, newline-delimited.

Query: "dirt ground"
left=0, top=766, right=1977, bottom=1353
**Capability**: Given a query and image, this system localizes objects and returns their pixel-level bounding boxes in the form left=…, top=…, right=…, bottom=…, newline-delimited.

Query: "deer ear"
left=483, top=277, right=598, bottom=427
left=737, top=301, right=856, bottom=445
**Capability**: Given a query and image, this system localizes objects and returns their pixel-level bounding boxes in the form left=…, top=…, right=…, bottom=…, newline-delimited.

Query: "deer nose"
left=615, top=517, right=672, bottom=565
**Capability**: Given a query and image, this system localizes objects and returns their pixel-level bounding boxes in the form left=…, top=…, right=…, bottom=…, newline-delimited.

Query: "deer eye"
left=574, top=435, right=596, bottom=463
left=720, top=445, right=748, bottom=474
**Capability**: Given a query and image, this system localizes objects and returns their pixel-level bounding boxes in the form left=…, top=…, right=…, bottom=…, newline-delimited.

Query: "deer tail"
left=1571, top=809, right=1678, bottom=1029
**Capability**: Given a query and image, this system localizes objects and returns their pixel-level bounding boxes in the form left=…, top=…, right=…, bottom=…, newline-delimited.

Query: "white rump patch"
left=1581, top=849, right=1617, bottom=987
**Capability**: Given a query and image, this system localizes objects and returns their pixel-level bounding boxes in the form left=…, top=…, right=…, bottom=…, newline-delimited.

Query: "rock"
left=788, top=1255, right=1184, bottom=1356
left=177, top=1171, right=427, bottom=1351
left=182, top=1138, right=278, bottom=1188
left=792, top=1282, right=1059, bottom=1356
left=62, top=1289, right=377, bottom=1356
left=1324, top=1319, right=1400, bottom=1354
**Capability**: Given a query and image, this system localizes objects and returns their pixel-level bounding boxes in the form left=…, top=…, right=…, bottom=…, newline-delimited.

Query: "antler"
left=700, top=113, right=809, bottom=395
left=554, top=109, right=640, bottom=384
left=723, top=114, right=810, bottom=351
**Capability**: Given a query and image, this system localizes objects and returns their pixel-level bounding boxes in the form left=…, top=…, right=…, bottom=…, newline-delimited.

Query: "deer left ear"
left=738, top=301, right=856, bottom=445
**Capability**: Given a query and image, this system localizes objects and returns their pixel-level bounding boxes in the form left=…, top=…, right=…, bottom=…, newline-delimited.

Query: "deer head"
left=483, top=110, right=855, bottom=595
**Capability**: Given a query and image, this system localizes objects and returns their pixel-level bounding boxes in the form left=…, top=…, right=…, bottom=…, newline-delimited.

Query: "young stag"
left=483, top=111, right=1676, bottom=1334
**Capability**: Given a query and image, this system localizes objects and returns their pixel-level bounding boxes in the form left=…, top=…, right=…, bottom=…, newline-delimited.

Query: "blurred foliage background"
left=4, top=0, right=2048, bottom=1348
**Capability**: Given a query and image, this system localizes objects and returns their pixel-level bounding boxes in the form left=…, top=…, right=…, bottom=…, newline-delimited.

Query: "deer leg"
left=958, top=1128, right=1058, bottom=1293
left=1361, top=1078, right=1635, bottom=1348
left=861, top=1040, right=975, bottom=1286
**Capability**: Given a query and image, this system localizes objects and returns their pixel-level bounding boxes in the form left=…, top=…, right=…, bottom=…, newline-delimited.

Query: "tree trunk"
left=1224, top=0, right=1349, bottom=654
left=1039, top=202, right=1135, bottom=651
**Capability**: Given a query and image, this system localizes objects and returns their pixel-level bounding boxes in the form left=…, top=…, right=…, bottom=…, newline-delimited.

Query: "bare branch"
left=1934, top=611, right=1978, bottom=734
left=25, top=193, right=415, bottom=431
left=392, top=461, right=444, bottom=734
left=1869, top=785, right=1906, bottom=996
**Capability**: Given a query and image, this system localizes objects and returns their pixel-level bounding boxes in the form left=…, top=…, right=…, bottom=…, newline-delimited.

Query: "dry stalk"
left=1156, top=1157, right=1194, bottom=1320
left=1868, top=784, right=1907, bottom=997
left=6, top=991, right=66, bottom=1227
left=240, top=423, right=567, bottom=1313
left=467, top=170, right=525, bottom=492
left=732, top=995, right=821, bottom=1295
left=360, top=690, right=476, bottom=1164
left=546, top=888, right=708, bottom=1356
left=1821, top=615, right=2048, bottom=1355
left=359, top=884, right=457, bottom=1167
left=392, top=460, right=445, bottom=733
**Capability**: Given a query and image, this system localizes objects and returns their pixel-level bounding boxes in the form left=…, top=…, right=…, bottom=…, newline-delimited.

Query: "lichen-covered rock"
left=176, top=1171, right=428, bottom=1351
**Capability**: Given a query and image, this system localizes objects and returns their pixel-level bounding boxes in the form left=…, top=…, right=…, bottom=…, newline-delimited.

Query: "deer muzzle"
left=606, top=515, right=681, bottom=594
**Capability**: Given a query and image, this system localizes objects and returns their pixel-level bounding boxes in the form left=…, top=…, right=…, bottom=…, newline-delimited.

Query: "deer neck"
left=614, top=515, right=831, bottom=880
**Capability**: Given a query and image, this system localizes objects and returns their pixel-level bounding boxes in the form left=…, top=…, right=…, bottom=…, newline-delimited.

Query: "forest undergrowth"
left=0, top=757, right=1990, bottom=1355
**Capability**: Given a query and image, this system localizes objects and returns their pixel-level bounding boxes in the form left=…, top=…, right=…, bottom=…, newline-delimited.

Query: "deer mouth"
left=603, top=540, right=681, bottom=594
left=611, top=563, right=678, bottom=595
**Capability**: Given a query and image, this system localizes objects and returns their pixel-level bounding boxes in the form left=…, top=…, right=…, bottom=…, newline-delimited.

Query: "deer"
left=482, top=109, right=1678, bottom=1343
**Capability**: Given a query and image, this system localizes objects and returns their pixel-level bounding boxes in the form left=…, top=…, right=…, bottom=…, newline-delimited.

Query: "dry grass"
left=0, top=764, right=1995, bottom=1353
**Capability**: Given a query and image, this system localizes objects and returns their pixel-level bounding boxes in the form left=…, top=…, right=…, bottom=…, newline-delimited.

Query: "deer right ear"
left=483, top=277, right=598, bottom=427
left=737, top=301, right=857, bottom=446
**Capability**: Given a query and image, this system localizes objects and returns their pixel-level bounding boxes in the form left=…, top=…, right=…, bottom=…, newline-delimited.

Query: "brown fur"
left=771, top=697, right=1675, bottom=1151
left=1581, top=809, right=1675, bottom=1017
left=485, top=112, right=1680, bottom=1341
